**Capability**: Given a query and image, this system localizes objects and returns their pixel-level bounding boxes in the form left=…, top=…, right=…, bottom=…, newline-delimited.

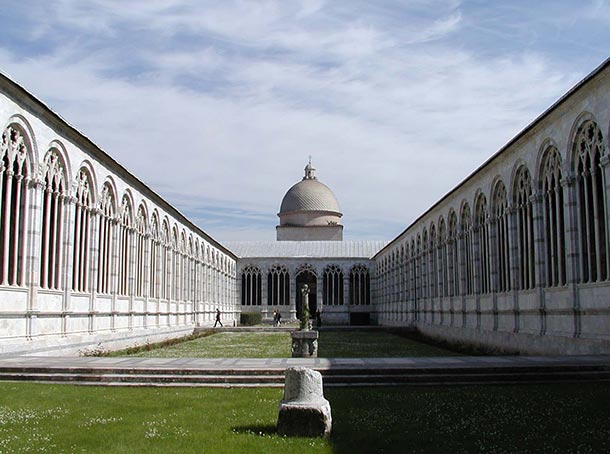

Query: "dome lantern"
left=276, top=160, right=343, bottom=241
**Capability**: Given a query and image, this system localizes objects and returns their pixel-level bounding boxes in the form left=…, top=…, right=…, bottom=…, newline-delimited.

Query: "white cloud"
left=0, top=1, right=602, bottom=242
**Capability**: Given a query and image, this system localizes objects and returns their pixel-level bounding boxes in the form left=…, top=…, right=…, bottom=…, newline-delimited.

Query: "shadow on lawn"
left=231, top=424, right=277, bottom=437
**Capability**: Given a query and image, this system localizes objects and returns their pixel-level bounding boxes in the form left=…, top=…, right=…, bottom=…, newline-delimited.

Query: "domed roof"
left=279, top=161, right=341, bottom=214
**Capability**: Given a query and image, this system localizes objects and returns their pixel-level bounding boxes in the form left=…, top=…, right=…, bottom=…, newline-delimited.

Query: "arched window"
left=429, top=225, right=437, bottom=298
left=349, top=264, right=370, bottom=305
left=160, top=220, right=170, bottom=300
left=72, top=169, right=93, bottom=292
left=323, top=264, right=344, bottom=305
left=421, top=230, right=428, bottom=299
left=514, top=166, right=535, bottom=290
left=97, top=183, right=115, bottom=294
left=40, top=149, right=66, bottom=290
left=0, top=126, right=30, bottom=287
left=149, top=213, right=160, bottom=299
left=117, top=195, right=133, bottom=296
left=268, top=264, right=289, bottom=305
left=448, top=211, right=459, bottom=296
left=134, top=205, right=147, bottom=298
left=172, top=228, right=180, bottom=300
left=460, top=203, right=473, bottom=295
left=474, top=194, right=491, bottom=294
left=574, top=121, right=608, bottom=283
left=438, top=218, right=447, bottom=297
left=492, top=181, right=511, bottom=292
left=410, top=239, right=416, bottom=301
left=241, top=265, right=262, bottom=305
left=541, top=147, right=566, bottom=287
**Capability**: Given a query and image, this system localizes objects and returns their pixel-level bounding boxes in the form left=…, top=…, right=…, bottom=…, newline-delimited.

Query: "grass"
left=318, top=331, right=459, bottom=357
left=0, top=382, right=609, bottom=453
left=124, top=332, right=293, bottom=358
left=119, top=330, right=458, bottom=358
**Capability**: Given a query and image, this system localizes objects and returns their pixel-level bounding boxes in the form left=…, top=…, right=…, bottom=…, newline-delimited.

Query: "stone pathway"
left=0, top=355, right=608, bottom=387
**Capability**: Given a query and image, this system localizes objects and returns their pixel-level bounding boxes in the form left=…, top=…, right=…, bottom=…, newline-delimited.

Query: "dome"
left=279, top=179, right=341, bottom=214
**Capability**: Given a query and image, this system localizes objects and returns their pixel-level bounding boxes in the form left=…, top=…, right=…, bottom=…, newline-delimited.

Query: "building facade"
left=227, top=241, right=384, bottom=325
left=373, top=59, right=610, bottom=355
left=0, top=74, right=238, bottom=355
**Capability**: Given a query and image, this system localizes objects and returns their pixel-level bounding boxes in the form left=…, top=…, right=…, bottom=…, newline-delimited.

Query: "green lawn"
left=0, top=382, right=608, bottom=453
left=125, top=332, right=292, bottom=358
left=318, top=331, right=459, bottom=357
left=120, top=330, right=458, bottom=358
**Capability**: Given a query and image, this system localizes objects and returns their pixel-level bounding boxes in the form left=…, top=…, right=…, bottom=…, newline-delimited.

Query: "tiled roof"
left=224, top=241, right=387, bottom=258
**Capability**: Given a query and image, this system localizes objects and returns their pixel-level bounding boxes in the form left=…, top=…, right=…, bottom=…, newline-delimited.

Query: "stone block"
left=277, top=366, right=331, bottom=437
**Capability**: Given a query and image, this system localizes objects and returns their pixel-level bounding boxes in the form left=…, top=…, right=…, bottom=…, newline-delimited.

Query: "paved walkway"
left=0, top=354, right=609, bottom=371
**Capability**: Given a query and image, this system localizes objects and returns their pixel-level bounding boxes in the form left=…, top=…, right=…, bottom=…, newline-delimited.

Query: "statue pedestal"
left=291, top=330, right=319, bottom=358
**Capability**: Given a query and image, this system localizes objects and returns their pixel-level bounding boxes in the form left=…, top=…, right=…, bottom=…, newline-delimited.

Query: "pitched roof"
left=225, top=241, right=387, bottom=258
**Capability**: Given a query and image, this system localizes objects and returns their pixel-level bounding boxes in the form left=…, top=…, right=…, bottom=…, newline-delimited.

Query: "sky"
left=1, top=1, right=609, bottom=242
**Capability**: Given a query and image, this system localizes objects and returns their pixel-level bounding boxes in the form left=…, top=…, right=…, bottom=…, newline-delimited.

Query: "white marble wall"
left=0, top=76, right=239, bottom=356
left=373, top=62, right=610, bottom=355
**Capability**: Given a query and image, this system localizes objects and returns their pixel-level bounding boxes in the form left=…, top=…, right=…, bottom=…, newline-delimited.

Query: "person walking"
left=214, top=308, right=223, bottom=328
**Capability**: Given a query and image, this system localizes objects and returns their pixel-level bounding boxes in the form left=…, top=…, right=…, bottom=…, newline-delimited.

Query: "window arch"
left=460, top=203, right=474, bottom=295
left=438, top=217, right=447, bottom=297
left=573, top=120, right=608, bottom=282
left=134, top=204, right=147, bottom=298
left=540, top=146, right=567, bottom=287
left=513, top=166, right=535, bottom=290
left=40, top=149, right=66, bottom=290
left=241, top=265, right=262, bottom=306
left=0, top=125, right=30, bottom=286
left=117, top=194, right=133, bottom=296
left=72, top=168, right=94, bottom=292
left=447, top=211, right=459, bottom=297
left=97, top=182, right=115, bottom=294
left=350, top=264, right=370, bottom=305
left=323, top=264, right=344, bottom=305
left=492, top=181, right=511, bottom=292
left=160, top=219, right=170, bottom=300
left=268, top=264, right=289, bottom=305
left=429, top=225, right=437, bottom=298
left=474, top=193, right=491, bottom=294
left=149, top=212, right=160, bottom=299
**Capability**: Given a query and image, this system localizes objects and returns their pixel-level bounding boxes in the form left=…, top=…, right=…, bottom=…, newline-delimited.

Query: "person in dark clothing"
left=316, top=310, right=322, bottom=327
left=214, top=308, right=223, bottom=327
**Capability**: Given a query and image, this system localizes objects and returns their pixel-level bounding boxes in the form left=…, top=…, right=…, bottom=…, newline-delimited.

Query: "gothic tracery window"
left=268, top=264, right=289, bottom=305
left=241, top=265, right=262, bottom=306
left=574, top=121, right=608, bottom=283
left=40, top=149, right=66, bottom=290
left=97, top=183, right=115, bottom=294
left=0, top=126, right=30, bottom=287
left=448, top=211, right=459, bottom=296
left=350, top=264, right=370, bottom=305
left=117, top=195, right=133, bottom=296
left=514, top=166, right=536, bottom=290
left=474, top=194, right=491, bottom=294
left=460, top=203, right=474, bottom=295
left=492, top=181, right=511, bottom=292
left=541, top=147, right=566, bottom=287
left=72, top=169, right=93, bottom=293
left=323, top=264, right=344, bottom=305
left=134, top=205, right=147, bottom=298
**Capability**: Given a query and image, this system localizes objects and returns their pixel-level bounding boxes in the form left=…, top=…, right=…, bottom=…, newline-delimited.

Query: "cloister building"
left=1, top=57, right=610, bottom=355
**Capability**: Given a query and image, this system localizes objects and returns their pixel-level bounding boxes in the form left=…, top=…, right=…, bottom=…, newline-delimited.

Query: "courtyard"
left=0, top=381, right=608, bottom=453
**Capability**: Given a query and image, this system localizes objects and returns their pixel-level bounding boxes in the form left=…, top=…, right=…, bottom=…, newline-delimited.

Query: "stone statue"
left=300, top=284, right=311, bottom=331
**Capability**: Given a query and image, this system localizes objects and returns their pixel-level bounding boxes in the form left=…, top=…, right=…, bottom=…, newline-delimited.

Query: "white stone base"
left=0, top=325, right=197, bottom=356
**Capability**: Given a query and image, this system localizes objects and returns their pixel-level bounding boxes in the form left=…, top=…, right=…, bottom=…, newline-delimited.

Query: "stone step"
left=1, top=368, right=609, bottom=387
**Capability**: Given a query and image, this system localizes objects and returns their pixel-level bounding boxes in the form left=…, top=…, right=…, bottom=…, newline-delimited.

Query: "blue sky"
left=1, top=1, right=609, bottom=241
